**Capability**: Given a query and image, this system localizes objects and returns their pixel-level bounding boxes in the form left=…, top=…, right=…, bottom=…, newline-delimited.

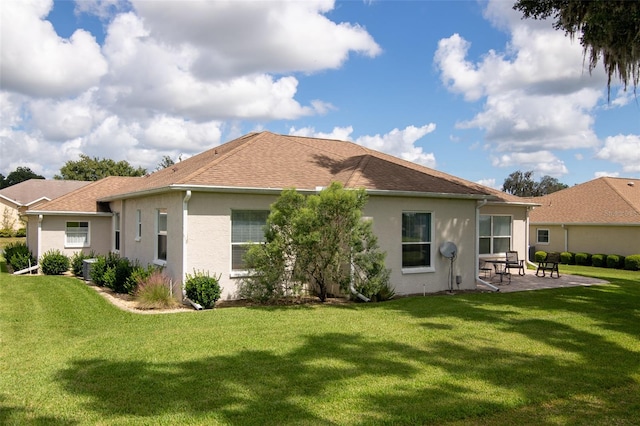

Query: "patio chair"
left=506, top=251, right=526, bottom=276
left=535, top=252, right=561, bottom=278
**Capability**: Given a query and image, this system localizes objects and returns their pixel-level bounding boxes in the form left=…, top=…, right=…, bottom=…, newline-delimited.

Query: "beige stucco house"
left=26, top=132, right=535, bottom=300
left=0, top=179, right=89, bottom=233
left=528, top=177, right=640, bottom=257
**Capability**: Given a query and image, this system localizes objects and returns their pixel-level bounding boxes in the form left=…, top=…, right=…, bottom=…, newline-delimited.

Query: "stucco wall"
left=1, top=200, right=22, bottom=232
left=531, top=224, right=640, bottom=256
left=34, top=214, right=112, bottom=259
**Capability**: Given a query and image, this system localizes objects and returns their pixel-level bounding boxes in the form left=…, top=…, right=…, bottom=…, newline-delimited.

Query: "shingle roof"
left=529, top=177, right=640, bottom=224
left=28, top=132, right=534, bottom=213
left=104, top=131, right=527, bottom=201
left=0, top=179, right=89, bottom=206
left=29, top=176, right=141, bottom=213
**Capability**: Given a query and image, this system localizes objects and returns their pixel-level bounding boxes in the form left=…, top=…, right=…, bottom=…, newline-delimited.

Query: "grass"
left=0, top=264, right=638, bottom=425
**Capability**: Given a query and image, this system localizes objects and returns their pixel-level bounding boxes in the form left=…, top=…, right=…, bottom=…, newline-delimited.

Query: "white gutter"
left=476, top=199, right=500, bottom=292
left=25, top=210, right=112, bottom=217
left=181, top=190, right=201, bottom=309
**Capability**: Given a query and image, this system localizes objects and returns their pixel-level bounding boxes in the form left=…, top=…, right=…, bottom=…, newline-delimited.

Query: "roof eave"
left=25, top=210, right=113, bottom=217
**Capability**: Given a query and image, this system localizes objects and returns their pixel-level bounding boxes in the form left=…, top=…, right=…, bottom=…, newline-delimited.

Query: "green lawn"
left=1, top=265, right=639, bottom=425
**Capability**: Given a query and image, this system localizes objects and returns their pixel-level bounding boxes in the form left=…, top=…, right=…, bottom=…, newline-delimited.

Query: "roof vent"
left=628, top=182, right=635, bottom=187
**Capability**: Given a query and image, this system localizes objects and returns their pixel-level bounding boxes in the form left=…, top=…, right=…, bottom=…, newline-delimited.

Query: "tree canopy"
left=514, top=0, right=640, bottom=98
left=55, top=154, right=147, bottom=181
left=241, top=182, right=390, bottom=303
left=502, top=170, right=568, bottom=197
left=0, top=167, right=45, bottom=189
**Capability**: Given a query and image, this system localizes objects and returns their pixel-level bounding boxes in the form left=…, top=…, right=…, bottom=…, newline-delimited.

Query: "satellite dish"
left=439, top=241, right=457, bottom=259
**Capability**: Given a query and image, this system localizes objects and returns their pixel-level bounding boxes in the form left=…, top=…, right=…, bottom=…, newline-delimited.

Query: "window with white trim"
left=479, top=215, right=512, bottom=255
left=231, top=210, right=269, bottom=271
left=66, top=221, right=90, bottom=248
left=402, top=211, right=432, bottom=269
left=136, top=209, right=142, bottom=240
left=156, top=209, right=167, bottom=262
left=114, top=213, right=120, bottom=252
left=537, top=228, right=549, bottom=244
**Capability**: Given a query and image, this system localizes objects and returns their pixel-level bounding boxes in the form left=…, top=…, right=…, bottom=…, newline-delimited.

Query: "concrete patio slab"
left=477, top=270, right=609, bottom=293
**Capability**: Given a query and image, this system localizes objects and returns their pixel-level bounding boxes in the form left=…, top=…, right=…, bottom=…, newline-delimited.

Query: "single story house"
left=0, top=179, right=89, bottom=232
left=26, top=131, right=536, bottom=300
left=528, top=177, right=640, bottom=257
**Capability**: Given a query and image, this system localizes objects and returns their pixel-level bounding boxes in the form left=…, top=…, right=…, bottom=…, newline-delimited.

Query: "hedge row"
left=535, top=250, right=640, bottom=271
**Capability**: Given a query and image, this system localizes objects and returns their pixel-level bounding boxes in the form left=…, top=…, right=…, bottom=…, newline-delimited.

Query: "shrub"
left=185, top=270, right=222, bottom=309
left=90, top=256, right=108, bottom=286
left=624, top=254, right=640, bottom=271
left=70, top=251, right=96, bottom=276
left=575, top=252, right=592, bottom=266
left=40, top=249, right=70, bottom=275
left=370, top=280, right=396, bottom=302
left=3, top=242, right=36, bottom=272
left=0, top=229, right=14, bottom=237
left=135, top=270, right=178, bottom=309
left=90, top=253, right=134, bottom=292
left=126, top=263, right=158, bottom=295
left=560, top=252, right=575, bottom=265
left=15, top=228, right=26, bottom=237
left=591, top=254, right=606, bottom=268
left=534, top=251, right=547, bottom=262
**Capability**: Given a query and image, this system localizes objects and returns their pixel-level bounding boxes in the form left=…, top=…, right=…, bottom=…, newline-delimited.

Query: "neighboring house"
left=529, top=177, right=640, bottom=257
left=26, top=132, right=535, bottom=300
left=0, top=179, right=89, bottom=232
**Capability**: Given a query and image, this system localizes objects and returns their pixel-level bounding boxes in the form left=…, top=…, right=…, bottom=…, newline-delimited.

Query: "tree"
left=514, top=0, right=640, bottom=98
left=156, top=154, right=183, bottom=171
left=502, top=170, right=568, bottom=196
left=241, top=182, right=390, bottom=303
left=1, top=167, right=45, bottom=189
left=55, top=154, right=147, bottom=181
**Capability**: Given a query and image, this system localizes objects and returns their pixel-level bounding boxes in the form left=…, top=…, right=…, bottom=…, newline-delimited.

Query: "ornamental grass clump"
left=135, top=270, right=178, bottom=310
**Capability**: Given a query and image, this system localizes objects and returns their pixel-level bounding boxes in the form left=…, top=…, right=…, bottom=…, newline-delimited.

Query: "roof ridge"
left=176, top=132, right=264, bottom=184
left=603, top=177, right=640, bottom=216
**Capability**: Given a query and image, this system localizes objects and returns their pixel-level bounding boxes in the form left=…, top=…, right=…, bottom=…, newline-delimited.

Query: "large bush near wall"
left=89, top=252, right=137, bottom=294
left=575, top=252, right=592, bottom=266
left=185, top=270, right=222, bottom=309
left=606, top=254, right=625, bottom=269
left=3, top=242, right=36, bottom=272
left=560, top=252, right=575, bottom=265
left=40, top=250, right=70, bottom=275
left=591, top=254, right=606, bottom=268
left=625, top=255, right=640, bottom=271
left=534, top=251, right=547, bottom=262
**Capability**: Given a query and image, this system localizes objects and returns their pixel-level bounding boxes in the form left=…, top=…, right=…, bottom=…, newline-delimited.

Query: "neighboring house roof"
left=26, top=132, right=534, bottom=213
left=100, top=131, right=531, bottom=204
left=529, top=177, right=640, bottom=225
left=28, top=176, right=142, bottom=214
left=0, top=179, right=89, bottom=207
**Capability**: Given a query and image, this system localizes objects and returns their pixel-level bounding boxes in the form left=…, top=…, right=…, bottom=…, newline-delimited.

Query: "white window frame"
left=65, top=221, right=90, bottom=248
left=135, top=209, right=142, bottom=241
left=113, top=213, right=120, bottom=252
left=479, top=215, right=512, bottom=256
left=401, top=211, right=434, bottom=274
left=230, top=210, right=269, bottom=275
left=536, top=228, right=550, bottom=245
left=155, top=208, right=167, bottom=265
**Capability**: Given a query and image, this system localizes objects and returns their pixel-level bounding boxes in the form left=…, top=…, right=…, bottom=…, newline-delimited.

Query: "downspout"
left=37, top=214, right=43, bottom=264
left=525, top=206, right=537, bottom=269
left=349, top=257, right=370, bottom=302
left=562, top=224, right=568, bottom=252
left=476, top=199, right=500, bottom=292
left=181, top=190, right=202, bottom=310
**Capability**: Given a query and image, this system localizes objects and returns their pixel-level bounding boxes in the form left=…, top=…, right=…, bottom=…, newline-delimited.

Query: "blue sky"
left=1, top=0, right=639, bottom=188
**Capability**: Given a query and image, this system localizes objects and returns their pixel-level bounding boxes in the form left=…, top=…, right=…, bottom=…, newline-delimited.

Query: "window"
left=231, top=210, right=269, bottom=271
left=114, top=213, right=120, bottom=251
left=537, top=228, right=549, bottom=244
left=136, top=209, right=142, bottom=240
left=479, top=215, right=512, bottom=255
left=156, top=209, right=167, bottom=262
left=402, top=212, right=432, bottom=269
left=66, top=221, right=89, bottom=248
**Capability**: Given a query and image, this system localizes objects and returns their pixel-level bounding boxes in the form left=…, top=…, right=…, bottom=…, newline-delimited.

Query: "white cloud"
left=130, top=0, right=381, bottom=78
left=290, top=124, right=437, bottom=168
left=596, top=134, right=640, bottom=173
left=595, top=171, right=620, bottom=178
left=0, top=0, right=107, bottom=97
left=491, top=151, right=568, bottom=177
left=434, top=0, right=606, bottom=174
left=476, top=178, right=497, bottom=189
